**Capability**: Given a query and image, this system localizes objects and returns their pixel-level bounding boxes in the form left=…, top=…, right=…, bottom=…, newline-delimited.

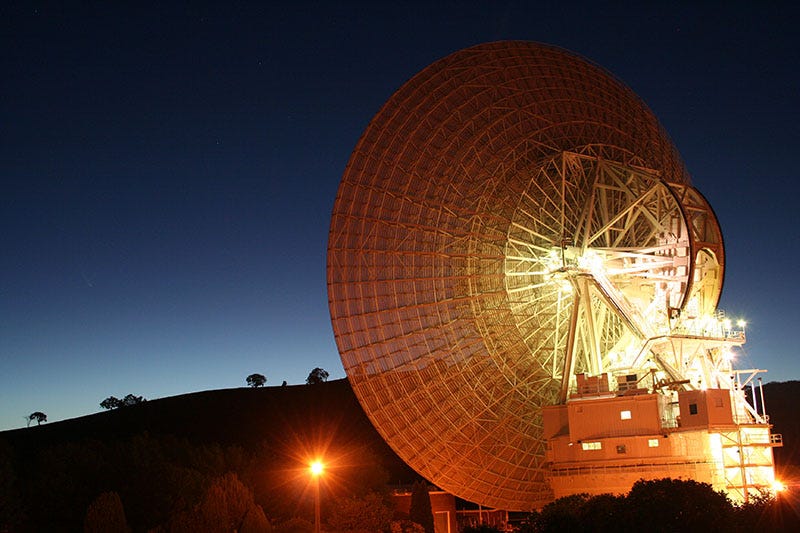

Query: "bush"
left=522, top=479, right=745, bottom=532
left=274, top=517, right=314, bottom=533
left=84, top=491, right=130, bottom=533
left=391, top=521, right=425, bottom=533
left=462, top=526, right=504, bottom=533
left=326, top=491, right=393, bottom=532
left=626, top=478, right=733, bottom=531
left=409, top=481, right=434, bottom=533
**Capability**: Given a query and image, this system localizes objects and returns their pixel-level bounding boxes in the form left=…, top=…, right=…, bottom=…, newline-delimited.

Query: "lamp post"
left=310, top=460, right=324, bottom=533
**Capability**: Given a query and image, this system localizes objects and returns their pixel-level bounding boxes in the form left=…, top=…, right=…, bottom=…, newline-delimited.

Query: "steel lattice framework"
left=327, top=41, right=724, bottom=510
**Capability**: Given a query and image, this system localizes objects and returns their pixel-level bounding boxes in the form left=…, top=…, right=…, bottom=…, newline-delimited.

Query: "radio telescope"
left=328, top=42, right=772, bottom=510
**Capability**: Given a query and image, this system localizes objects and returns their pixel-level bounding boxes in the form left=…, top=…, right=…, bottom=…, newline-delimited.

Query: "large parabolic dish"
left=327, top=41, right=724, bottom=510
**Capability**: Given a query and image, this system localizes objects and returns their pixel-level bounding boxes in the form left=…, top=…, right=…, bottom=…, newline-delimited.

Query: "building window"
left=616, top=445, right=627, bottom=454
left=648, top=439, right=660, bottom=448
left=581, top=441, right=602, bottom=451
left=689, top=403, right=698, bottom=415
left=620, top=410, right=632, bottom=420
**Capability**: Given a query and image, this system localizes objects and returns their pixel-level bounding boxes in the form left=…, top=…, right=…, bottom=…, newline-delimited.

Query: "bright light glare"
left=737, top=319, right=747, bottom=328
left=772, top=479, right=786, bottom=493
left=310, top=460, right=324, bottom=477
left=577, top=251, right=603, bottom=273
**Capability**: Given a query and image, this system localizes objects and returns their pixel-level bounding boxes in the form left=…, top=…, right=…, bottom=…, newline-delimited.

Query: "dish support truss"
left=502, top=151, right=726, bottom=397
left=524, top=154, right=781, bottom=503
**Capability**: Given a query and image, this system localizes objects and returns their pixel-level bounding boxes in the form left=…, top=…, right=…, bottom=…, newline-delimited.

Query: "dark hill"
left=4, top=379, right=798, bottom=472
left=4, top=379, right=797, bottom=472
left=1, top=378, right=416, bottom=483
left=2, top=378, right=797, bottom=531
left=1, top=379, right=421, bottom=531
left=763, top=380, right=800, bottom=468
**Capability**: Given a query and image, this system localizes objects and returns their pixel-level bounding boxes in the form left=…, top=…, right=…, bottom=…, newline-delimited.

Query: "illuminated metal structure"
left=328, top=41, right=780, bottom=510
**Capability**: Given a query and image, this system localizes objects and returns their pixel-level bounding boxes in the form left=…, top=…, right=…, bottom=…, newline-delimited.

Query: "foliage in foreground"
left=462, top=525, right=504, bottom=533
left=519, top=478, right=800, bottom=533
left=158, top=472, right=270, bottom=532
left=390, top=520, right=426, bottom=533
left=409, top=480, right=434, bottom=533
left=326, top=491, right=394, bottom=532
left=0, top=428, right=395, bottom=532
left=84, top=491, right=131, bottom=533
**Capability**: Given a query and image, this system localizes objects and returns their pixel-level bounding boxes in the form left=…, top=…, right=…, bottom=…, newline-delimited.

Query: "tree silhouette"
left=306, top=367, right=329, bottom=385
left=409, top=481, right=434, bottom=533
left=625, top=478, right=733, bottom=531
left=462, top=526, right=503, bottom=533
left=101, top=394, right=146, bottom=409
left=391, top=521, right=426, bottom=533
left=100, top=396, right=122, bottom=410
left=246, top=373, right=267, bottom=388
left=327, top=492, right=393, bottom=532
left=274, top=517, right=313, bottom=532
left=121, top=394, right=145, bottom=406
left=84, top=491, right=130, bottom=533
left=167, top=473, right=269, bottom=531
left=27, top=412, right=47, bottom=426
left=521, top=478, right=740, bottom=532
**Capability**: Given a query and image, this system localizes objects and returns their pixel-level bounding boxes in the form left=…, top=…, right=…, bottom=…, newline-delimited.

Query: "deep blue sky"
left=2, top=2, right=798, bottom=431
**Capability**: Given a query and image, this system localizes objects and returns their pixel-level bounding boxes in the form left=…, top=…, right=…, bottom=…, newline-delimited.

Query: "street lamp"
left=310, top=460, right=324, bottom=533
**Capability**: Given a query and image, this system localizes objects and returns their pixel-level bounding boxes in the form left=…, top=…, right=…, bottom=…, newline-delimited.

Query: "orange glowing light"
left=310, top=460, right=324, bottom=477
left=772, top=479, right=786, bottom=493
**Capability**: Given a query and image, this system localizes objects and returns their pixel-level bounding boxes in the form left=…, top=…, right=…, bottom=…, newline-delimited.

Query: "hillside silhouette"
left=3, top=378, right=798, bottom=470
left=4, top=379, right=798, bottom=472
left=1, top=378, right=797, bottom=531
left=0, top=379, right=421, bottom=530
left=1, top=378, right=416, bottom=483
left=761, top=380, right=800, bottom=469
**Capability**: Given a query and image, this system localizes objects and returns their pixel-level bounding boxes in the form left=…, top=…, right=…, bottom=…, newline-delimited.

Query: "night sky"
left=2, top=2, right=798, bottom=431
